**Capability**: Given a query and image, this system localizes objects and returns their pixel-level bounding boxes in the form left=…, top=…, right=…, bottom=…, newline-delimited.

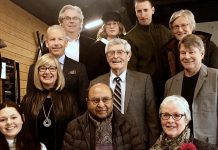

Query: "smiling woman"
left=20, top=53, right=80, bottom=150
left=0, top=100, right=46, bottom=150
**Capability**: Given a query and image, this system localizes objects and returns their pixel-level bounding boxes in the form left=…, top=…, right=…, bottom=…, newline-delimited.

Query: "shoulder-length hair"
left=0, top=100, right=41, bottom=150
left=96, top=22, right=126, bottom=41
left=34, top=53, right=65, bottom=91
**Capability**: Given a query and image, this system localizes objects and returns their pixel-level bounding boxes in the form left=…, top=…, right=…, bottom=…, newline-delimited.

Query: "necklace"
left=42, top=103, right=53, bottom=127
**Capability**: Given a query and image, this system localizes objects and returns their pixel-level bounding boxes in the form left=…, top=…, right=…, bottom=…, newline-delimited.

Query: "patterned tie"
left=113, top=77, right=122, bottom=112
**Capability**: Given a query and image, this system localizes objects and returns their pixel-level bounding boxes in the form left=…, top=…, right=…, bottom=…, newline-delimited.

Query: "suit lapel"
left=124, top=70, right=134, bottom=113
left=175, top=72, right=184, bottom=95
left=193, top=65, right=207, bottom=100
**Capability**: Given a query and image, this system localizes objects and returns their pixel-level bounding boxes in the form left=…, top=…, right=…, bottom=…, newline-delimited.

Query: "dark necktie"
left=113, top=77, right=122, bottom=112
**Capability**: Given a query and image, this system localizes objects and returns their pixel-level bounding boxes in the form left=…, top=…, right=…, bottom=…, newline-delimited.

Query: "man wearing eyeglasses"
left=165, top=34, right=218, bottom=146
left=58, top=5, right=94, bottom=65
left=63, top=83, right=145, bottom=150
left=27, top=25, right=89, bottom=113
left=91, top=38, right=160, bottom=149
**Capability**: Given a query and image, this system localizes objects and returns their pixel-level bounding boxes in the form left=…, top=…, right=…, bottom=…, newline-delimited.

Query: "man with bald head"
left=27, top=25, right=89, bottom=113
left=62, top=83, right=145, bottom=150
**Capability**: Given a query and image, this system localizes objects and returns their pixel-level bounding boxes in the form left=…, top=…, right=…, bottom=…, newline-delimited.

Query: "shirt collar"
left=110, top=69, right=127, bottom=83
left=58, top=54, right=65, bottom=65
left=66, top=34, right=80, bottom=42
left=100, top=38, right=109, bottom=45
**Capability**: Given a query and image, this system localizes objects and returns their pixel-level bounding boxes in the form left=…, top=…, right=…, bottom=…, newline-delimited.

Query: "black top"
left=37, top=98, right=55, bottom=150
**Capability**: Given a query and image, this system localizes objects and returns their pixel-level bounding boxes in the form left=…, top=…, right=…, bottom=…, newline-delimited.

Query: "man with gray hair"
left=58, top=5, right=94, bottom=65
left=165, top=34, right=218, bottom=146
left=91, top=38, right=160, bottom=149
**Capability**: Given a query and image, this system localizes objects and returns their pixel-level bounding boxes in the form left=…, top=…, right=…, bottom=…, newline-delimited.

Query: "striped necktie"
left=113, top=77, right=122, bottom=112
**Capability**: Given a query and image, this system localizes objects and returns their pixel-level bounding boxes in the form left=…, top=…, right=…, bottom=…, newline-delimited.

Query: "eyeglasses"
left=172, top=23, right=189, bottom=31
left=38, top=66, right=57, bottom=72
left=88, top=97, right=112, bottom=105
left=63, top=16, right=80, bottom=21
left=160, top=113, right=185, bottom=121
left=107, top=50, right=127, bottom=57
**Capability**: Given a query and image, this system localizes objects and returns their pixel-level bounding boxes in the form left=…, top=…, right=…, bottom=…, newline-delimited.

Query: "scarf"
left=150, top=127, right=191, bottom=150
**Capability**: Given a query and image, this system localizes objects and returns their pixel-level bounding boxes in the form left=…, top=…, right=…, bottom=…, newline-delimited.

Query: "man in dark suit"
left=58, top=5, right=94, bottom=65
left=91, top=38, right=160, bottom=149
left=27, top=25, right=89, bottom=112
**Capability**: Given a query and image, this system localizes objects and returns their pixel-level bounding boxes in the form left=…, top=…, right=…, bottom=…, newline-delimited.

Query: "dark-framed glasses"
left=107, top=50, right=127, bottom=57
left=88, top=97, right=112, bottom=105
left=38, top=66, right=57, bottom=72
left=160, top=113, right=185, bottom=121
left=63, top=16, right=80, bottom=21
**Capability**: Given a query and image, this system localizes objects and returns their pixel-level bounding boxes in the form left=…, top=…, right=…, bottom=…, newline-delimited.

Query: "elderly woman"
left=162, top=9, right=218, bottom=81
left=0, top=100, right=47, bottom=150
left=21, top=53, right=79, bottom=150
left=164, top=34, right=218, bottom=148
left=86, top=11, right=126, bottom=81
left=150, top=95, right=216, bottom=150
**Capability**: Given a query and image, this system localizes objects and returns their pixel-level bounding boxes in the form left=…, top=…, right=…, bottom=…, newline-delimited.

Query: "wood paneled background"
left=0, top=0, right=48, bottom=101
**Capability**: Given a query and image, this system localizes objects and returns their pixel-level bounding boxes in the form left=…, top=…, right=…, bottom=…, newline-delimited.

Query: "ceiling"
left=11, top=0, right=218, bottom=38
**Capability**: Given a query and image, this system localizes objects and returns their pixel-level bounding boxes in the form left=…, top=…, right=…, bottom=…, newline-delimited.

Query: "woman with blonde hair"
left=21, top=53, right=79, bottom=150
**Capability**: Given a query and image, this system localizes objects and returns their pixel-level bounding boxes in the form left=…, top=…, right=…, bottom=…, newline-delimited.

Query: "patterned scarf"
left=89, top=113, right=113, bottom=144
left=150, top=127, right=191, bottom=150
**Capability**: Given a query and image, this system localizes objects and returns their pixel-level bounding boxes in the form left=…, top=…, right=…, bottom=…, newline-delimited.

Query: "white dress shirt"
left=109, top=70, right=127, bottom=114
left=65, top=36, right=80, bottom=62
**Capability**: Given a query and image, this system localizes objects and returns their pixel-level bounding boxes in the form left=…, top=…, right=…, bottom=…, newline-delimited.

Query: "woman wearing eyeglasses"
left=21, top=53, right=79, bottom=150
left=150, top=95, right=216, bottom=150
left=161, top=9, right=218, bottom=82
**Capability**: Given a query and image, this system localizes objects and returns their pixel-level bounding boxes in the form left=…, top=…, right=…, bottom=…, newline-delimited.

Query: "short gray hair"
left=105, top=38, right=131, bottom=54
left=58, top=5, right=84, bottom=26
left=46, top=25, right=66, bottom=40
left=160, top=95, right=191, bottom=123
left=169, top=9, right=196, bottom=31
left=178, top=34, right=205, bottom=53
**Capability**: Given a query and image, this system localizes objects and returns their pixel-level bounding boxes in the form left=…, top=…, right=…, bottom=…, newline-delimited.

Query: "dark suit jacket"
left=78, top=35, right=95, bottom=65
left=27, top=56, right=89, bottom=113
left=90, top=70, right=160, bottom=148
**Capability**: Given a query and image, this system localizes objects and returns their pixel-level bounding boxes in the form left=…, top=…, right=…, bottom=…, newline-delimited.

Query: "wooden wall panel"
left=0, top=0, right=48, bottom=99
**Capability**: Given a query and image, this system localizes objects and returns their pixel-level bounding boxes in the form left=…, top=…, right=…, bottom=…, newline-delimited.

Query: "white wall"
left=196, top=21, right=218, bottom=45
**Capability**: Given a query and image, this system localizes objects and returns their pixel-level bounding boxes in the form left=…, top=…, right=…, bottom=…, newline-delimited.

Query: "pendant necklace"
left=42, top=103, right=53, bottom=127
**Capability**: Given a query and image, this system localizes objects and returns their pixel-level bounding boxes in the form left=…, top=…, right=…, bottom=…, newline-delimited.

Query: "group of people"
left=0, top=0, right=218, bottom=149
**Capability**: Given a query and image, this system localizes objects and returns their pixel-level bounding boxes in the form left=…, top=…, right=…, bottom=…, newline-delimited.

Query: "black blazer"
left=26, top=56, right=89, bottom=113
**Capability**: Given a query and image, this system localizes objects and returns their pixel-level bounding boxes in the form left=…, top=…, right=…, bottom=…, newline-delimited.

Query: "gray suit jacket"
left=91, top=70, right=160, bottom=147
left=165, top=64, right=218, bottom=145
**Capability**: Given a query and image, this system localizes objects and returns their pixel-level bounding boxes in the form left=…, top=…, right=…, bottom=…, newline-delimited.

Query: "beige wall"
left=0, top=0, right=48, bottom=100
left=196, top=21, right=218, bottom=45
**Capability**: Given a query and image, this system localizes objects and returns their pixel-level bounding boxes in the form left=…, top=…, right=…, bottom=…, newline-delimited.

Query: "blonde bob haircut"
left=169, top=9, right=196, bottom=31
left=160, top=95, right=191, bottom=123
left=96, top=22, right=126, bottom=41
left=34, top=53, right=65, bottom=91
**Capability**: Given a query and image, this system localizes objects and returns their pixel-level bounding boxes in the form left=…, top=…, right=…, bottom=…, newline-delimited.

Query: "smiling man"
left=124, top=0, right=172, bottom=106
left=27, top=25, right=89, bottom=113
left=165, top=34, right=218, bottom=146
left=58, top=5, right=94, bottom=64
left=63, top=83, right=145, bottom=150
left=91, top=38, right=160, bottom=148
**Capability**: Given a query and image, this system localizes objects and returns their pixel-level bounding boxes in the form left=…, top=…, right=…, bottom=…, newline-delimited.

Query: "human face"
left=161, top=103, right=187, bottom=138
left=105, top=21, right=120, bottom=40
left=180, top=44, right=204, bottom=76
left=46, top=28, right=67, bottom=58
left=135, top=1, right=154, bottom=26
left=0, top=107, right=23, bottom=139
left=87, top=84, right=113, bottom=120
left=106, top=44, right=131, bottom=76
left=60, top=9, right=82, bottom=34
left=171, top=16, right=193, bottom=41
left=38, top=61, right=58, bottom=89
